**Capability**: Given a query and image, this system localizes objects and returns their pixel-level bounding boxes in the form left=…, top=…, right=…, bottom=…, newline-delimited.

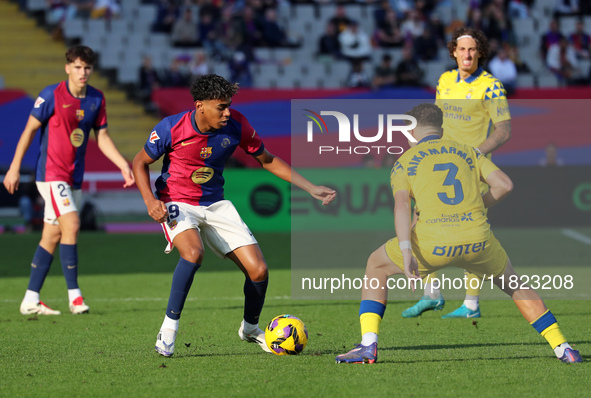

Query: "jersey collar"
left=455, top=67, right=484, bottom=84
left=190, top=110, right=211, bottom=135
left=64, top=80, right=87, bottom=99
left=418, top=134, right=441, bottom=144
left=190, top=110, right=200, bottom=133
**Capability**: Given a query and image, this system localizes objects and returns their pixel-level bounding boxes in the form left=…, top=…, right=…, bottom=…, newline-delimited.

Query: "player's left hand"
left=310, top=185, right=336, bottom=206
left=3, top=168, right=20, bottom=194
left=121, top=167, right=135, bottom=188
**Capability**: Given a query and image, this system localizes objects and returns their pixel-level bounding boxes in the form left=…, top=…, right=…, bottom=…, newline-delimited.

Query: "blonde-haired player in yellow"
left=402, top=27, right=512, bottom=319
left=335, top=103, right=581, bottom=364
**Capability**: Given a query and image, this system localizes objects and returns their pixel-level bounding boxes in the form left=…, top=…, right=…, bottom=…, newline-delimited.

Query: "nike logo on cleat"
left=246, top=335, right=263, bottom=344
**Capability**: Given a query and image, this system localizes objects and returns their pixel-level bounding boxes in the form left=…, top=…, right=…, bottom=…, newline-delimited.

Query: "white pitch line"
left=561, top=228, right=591, bottom=245
left=1, top=296, right=292, bottom=304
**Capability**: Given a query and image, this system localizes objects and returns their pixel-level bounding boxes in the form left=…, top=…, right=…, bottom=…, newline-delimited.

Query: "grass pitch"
left=1, top=230, right=590, bottom=397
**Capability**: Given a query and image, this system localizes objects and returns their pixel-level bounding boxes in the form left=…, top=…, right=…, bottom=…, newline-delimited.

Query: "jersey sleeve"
left=390, top=160, right=411, bottom=195
left=30, top=85, right=55, bottom=123
left=144, top=118, right=172, bottom=160
left=475, top=148, right=500, bottom=181
left=435, top=77, right=442, bottom=100
left=483, top=79, right=511, bottom=125
left=93, top=95, right=108, bottom=130
left=234, top=110, right=264, bottom=156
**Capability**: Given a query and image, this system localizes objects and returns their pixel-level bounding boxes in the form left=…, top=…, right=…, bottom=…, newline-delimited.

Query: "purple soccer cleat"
left=559, top=348, right=582, bottom=363
left=335, top=342, right=377, bottom=364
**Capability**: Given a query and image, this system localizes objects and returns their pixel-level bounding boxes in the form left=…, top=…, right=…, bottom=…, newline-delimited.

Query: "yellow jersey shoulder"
left=436, top=70, right=458, bottom=97
left=480, top=73, right=508, bottom=101
left=437, top=68, right=507, bottom=100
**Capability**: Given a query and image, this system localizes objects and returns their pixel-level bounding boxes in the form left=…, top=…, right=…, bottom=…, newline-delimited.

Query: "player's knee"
left=366, top=251, right=385, bottom=272
left=180, top=246, right=204, bottom=264
left=59, top=214, right=80, bottom=236
left=69, top=221, right=80, bottom=236
left=41, top=224, right=62, bottom=247
left=48, top=231, right=61, bottom=245
left=247, top=263, right=268, bottom=282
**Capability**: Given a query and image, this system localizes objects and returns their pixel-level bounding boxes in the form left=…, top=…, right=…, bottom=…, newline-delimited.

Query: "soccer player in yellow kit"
left=402, top=27, right=512, bottom=319
left=335, top=103, right=581, bottom=364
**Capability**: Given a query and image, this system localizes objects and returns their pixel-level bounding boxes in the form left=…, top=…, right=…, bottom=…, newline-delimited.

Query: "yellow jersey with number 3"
left=391, top=135, right=499, bottom=246
left=435, top=67, right=511, bottom=153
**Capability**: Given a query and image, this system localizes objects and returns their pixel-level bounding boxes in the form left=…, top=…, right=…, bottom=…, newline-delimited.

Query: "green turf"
left=1, top=230, right=590, bottom=397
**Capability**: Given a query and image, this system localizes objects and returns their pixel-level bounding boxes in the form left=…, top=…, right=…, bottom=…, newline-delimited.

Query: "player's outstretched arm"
left=253, top=149, right=336, bottom=206
left=132, top=148, right=168, bottom=223
left=394, top=189, right=420, bottom=290
left=3, top=115, right=42, bottom=194
left=477, top=120, right=511, bottom=155
left=482, top=169, right=513, bottom=208
left=95, top=128, right=135, bottom=188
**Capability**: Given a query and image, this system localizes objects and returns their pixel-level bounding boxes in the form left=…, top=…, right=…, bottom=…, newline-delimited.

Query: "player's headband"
left=457, top=34, right=476, bottom=42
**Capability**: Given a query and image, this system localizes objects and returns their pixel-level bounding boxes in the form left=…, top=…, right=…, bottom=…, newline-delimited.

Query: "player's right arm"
left=3, top=115, right=42, bottom=194
left=132, top=148, right=168, bottom=223
left=391, top=162, right=420, bottom=288
left=477, top=119, right=511, bottom=155
left=479, top=79, right=512, bottom=155
left=394, top=189, right=420, bottom=291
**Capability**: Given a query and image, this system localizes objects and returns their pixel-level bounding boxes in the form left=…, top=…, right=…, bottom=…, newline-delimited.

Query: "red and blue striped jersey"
left=144, top=108, right=264, bottom=206
left=31, top=81, right=107, bottom=189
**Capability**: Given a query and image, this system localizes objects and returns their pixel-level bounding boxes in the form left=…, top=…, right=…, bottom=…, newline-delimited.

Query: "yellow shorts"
left=384, top=231, right=508, bottom=279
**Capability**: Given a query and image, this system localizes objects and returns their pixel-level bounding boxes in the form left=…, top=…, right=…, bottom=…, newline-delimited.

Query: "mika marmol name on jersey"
left=406, top=146, right=476, bottom=176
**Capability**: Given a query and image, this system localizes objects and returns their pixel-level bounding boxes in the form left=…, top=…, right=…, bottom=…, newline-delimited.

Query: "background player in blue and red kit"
left=3, top=46, right=135, bottom=315
left=133, top=74, right=336, bottom=357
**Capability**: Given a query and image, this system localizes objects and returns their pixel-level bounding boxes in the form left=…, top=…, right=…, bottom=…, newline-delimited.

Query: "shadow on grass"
left=308, top=340, right=591, bottom=360
left=169, top=350, right=267, bottom=359
left=379, top=355, right=555, bottom=364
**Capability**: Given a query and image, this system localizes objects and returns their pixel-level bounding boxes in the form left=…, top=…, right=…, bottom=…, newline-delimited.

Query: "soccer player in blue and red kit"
left=132, top=74, right=336, bottom=356
left=3, top=46, right=135, bottom=315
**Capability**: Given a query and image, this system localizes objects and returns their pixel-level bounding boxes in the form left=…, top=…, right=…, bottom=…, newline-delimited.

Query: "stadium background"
left=0, top=1, right=590, bottom=395
left=1, top=0, right=590, bottom=232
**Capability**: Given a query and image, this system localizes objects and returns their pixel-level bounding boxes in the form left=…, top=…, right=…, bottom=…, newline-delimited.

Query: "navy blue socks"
left=243, top=277, right=268, bottom=325
left=27, top=245, right=54, bottom=292
left=60, top=243, right=78, bottom=289
left=166, top=257, right=201, bottom=320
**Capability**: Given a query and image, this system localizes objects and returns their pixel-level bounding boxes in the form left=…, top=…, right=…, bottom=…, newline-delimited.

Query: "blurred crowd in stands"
left=38, top=0, right=591, bottom=108
left=46, top=0, right=121, bottom=24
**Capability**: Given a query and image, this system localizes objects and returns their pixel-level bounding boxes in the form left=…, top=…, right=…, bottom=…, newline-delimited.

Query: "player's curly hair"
left=66, top=45, right=97, bottom=66
left=447, top=27, right=490, bottom=65
left=406, top=103, right=443, bottom=129
left=190, top=74, right=239, bottom=101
